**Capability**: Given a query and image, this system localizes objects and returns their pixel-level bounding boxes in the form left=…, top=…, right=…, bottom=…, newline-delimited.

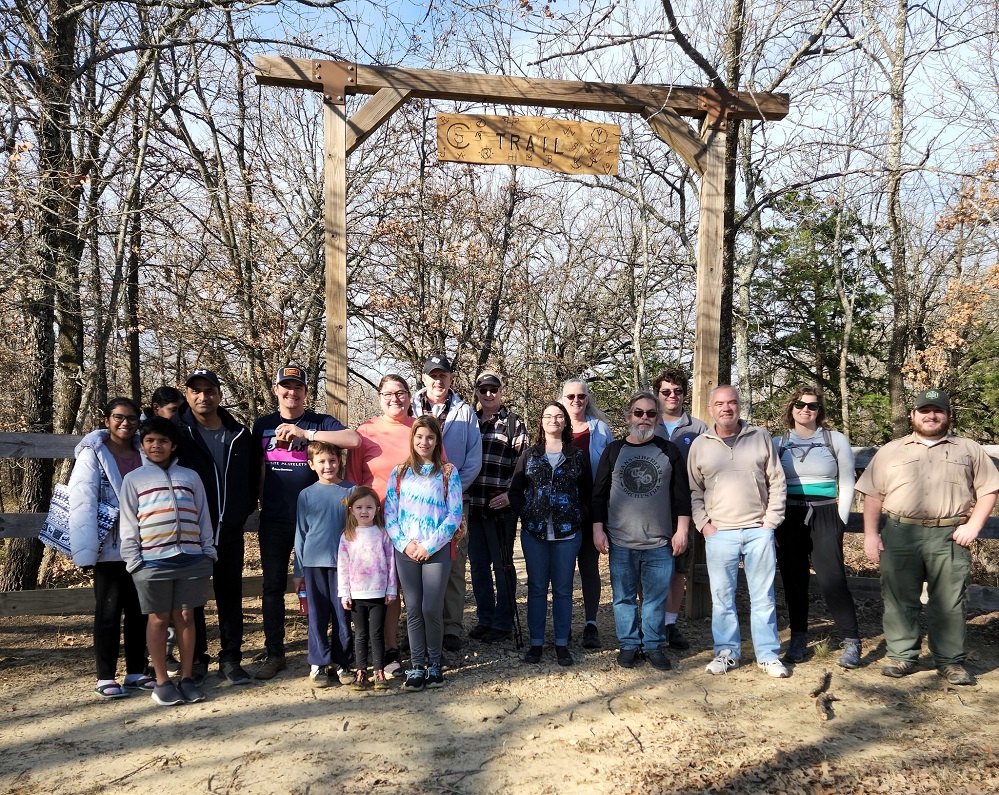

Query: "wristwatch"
left=308, top=429, right=317, bottom=442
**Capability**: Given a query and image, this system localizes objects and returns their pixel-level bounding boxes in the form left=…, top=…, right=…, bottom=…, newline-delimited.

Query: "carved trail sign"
left=437, top=113, right=620, bottom=175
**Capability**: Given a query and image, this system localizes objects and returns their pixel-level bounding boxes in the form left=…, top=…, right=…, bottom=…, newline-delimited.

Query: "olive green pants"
left=880, top=517, right=970, bottom=666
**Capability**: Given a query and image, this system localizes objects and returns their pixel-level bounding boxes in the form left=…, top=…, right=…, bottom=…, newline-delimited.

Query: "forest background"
left=3, top=0, right=999, bottom=590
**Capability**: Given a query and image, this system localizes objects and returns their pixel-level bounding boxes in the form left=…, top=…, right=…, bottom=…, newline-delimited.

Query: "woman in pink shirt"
left=345, top=374, right=414, bottom=675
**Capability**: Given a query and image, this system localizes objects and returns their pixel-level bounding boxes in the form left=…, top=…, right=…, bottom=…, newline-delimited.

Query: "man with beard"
left=856, top=389, right=999, bottom=686
left=687, top=386, right=789, bottom=678
left=592, top=392, right=691, bottom=671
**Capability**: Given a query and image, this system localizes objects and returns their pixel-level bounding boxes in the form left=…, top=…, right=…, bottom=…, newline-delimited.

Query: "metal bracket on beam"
left=313, top=60, right=356, bottom=104
left=698, top=88, right=736, bottom=131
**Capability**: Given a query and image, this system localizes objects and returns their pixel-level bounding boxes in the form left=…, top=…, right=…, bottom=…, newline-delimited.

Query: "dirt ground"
left=2, top=546, right=999, bottom=795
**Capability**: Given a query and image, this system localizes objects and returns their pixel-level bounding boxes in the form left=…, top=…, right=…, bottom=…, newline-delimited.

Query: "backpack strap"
left=822, top=428, right=839, bottom=482
left=779, top=431, right=791, bottom=457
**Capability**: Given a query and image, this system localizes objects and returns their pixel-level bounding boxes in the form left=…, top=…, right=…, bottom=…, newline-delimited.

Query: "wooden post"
left=686, top=128, right=728, bottom=621
left=323, top=99, right=348, bottom=423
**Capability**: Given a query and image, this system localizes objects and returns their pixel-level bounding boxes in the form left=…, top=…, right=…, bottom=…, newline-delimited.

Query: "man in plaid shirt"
left=467, top=371, right=530, bottom=643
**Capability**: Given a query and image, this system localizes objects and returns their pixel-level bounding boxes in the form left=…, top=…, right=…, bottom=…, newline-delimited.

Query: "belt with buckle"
left=887, top=513, right=967, bottom=528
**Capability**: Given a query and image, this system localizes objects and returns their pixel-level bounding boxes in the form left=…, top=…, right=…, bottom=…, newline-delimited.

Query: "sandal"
left=124, top=675, right=156, bottom=691
left=95, top=682, right=128, bottom=699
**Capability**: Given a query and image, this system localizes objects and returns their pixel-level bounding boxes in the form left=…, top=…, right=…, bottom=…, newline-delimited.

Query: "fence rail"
left=3, top=432, right=999, bottom=617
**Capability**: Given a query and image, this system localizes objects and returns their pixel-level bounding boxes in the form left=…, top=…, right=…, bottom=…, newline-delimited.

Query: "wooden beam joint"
left=314, top=60, right=356, bottom=104
left=698, top=88, right=737, bottom=131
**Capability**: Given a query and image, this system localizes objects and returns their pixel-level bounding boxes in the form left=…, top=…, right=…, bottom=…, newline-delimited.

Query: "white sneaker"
left=705, top=650, right=739, bottom=675
left=758, top=659, right=790, bottom=678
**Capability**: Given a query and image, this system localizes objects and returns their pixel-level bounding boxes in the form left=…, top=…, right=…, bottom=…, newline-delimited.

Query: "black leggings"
left=576, top=526, right=600, bottom=623
left=775, top=502, right=859, bottom=639
left=352, top=598, right=387, bottom=671
left=93, top=561, right=147, bottom=680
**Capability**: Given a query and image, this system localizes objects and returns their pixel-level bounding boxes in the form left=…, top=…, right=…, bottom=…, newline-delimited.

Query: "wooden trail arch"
left=254, top=56, right=790, bottom=420
left=254, top=56, right=790, bottom=617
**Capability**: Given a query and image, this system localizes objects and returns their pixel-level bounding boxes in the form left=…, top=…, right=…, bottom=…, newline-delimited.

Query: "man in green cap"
left=856, top=389, right=999, bottom=685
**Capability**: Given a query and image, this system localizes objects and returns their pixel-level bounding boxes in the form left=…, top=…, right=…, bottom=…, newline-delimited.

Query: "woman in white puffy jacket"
left=68, top=397, right=150, bottom=698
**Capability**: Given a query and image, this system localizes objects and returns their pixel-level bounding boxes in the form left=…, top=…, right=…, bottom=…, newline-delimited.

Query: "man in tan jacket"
left=687, top=386, right=788, bottom=678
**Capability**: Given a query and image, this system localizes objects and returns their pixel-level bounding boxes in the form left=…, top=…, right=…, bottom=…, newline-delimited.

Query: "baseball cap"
left=913, top=389, right=949, bottom=410
left=275, top=365, right=307, bottom=387
left=423, top=354, right=453, bottom=375
left=185, top=369, right=221, bottom=389
left=475, top=371, right=502, bottom=390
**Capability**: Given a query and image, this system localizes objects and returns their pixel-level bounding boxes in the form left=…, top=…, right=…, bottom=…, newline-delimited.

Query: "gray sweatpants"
left=396, top=546, right=452, bottom=668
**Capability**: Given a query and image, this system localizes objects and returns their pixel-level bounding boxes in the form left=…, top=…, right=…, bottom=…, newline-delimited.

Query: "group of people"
left=67, top=355, right=995, bottom=705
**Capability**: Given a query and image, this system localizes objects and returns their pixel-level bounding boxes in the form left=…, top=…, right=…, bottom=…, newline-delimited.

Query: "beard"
left=913, top=415, right=950, bottom=439
left=629, top=424, right=655, bottom=442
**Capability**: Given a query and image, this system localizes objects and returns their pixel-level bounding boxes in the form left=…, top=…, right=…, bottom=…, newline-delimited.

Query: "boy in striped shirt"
left=120, top=417, right=217, bottom=706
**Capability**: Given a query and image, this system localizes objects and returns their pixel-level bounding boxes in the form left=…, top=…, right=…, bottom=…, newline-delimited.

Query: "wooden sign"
left=437, top=113, right=620, bottom=175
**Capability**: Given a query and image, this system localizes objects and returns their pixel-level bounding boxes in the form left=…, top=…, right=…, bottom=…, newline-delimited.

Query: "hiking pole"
left=498, top=511, right=524, bottom=650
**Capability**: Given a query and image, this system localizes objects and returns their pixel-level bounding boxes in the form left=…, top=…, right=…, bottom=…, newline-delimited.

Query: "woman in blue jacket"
left=509, top=402, right=592, bottom=667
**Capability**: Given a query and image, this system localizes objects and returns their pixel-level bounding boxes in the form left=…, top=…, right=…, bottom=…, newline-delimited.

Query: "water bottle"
left=298, top=589, right=308, bottom=615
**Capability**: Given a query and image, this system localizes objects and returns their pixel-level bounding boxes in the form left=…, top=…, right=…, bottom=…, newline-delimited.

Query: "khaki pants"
left=442, top=529, right=469, bottom=637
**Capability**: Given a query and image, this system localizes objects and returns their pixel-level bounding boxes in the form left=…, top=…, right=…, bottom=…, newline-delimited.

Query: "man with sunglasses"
left=856, top=389, right=999, bottom=686
left=653, top=367, right=707, bottom=651
left=687, top=386, right=789, bottom=678
left=466, top=371, right=529, bottom=644
left=592, top=392, right=692, bottom=671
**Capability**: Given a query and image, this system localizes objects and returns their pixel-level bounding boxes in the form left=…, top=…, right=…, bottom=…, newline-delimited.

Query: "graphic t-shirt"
left=252, top=410, right=347, bottom=524
left=602, top=439, right=678, bottom=551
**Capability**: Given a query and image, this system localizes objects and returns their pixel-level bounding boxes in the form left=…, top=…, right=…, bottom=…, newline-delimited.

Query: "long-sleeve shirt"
left=775, top=428, right=855, bottom=523
left=337, top=527, right=398, bottom=600
left=294, top=480, right=355, bottom=576
left=384, top=463, right=463, bottom=556
left=344, top=415, right=415, bottom=501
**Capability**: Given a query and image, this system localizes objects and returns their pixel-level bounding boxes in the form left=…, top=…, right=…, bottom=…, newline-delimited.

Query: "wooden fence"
left=2, top=433, right=998, bottom=618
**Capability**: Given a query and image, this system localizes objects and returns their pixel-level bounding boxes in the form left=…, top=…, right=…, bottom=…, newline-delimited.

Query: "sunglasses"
left=563, top=394, right=586, bottom=401
left=477, top=386, right=499, bottom=395
left=658, top=388, right=683, bottom=397
left=110, top=414, right=139, bottom=424
left=793, top=400, right=821, bottom=411
left=631, top=409, right=658, bottom=419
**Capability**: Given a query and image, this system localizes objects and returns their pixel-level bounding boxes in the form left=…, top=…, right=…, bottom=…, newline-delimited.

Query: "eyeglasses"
left=379, top=391, right=409, bottom=401
left=631, top=409, right=658, bottom=419
left=793, top=400, right=821, bottom=411
left=563, top=394, right=586, bottom=402
left=658, top=388, right=683, bottom=397
left=477, top=386, right=499, bottom=395
left=110, top=414, right=139, bottom=424
left=541, top=414, right=564, bottom=422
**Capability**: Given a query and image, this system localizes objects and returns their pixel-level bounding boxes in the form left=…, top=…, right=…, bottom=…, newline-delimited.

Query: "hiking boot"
left=426, top=663, right=445, bottom=688
left=782, top=632, right=808, bottom=664
left=442, top=634, right=462, bottom=652
left=383, top=648, right=403, bottom=679
left=351, top=669, right=370, bottom=691
left=837, top=639, right=862, bottom=670
left=617, top=648, right=641, bottom=669
left=372, top=669, right=390, bottom=691
left=523, top=645, right=543, bottom=664
left=646, top=649, right=672, bottom=671
left=482, top=628, right=513, bottom=644
left=254, top=655, right=287, bottom=680
left=179, top=677, right=206, bottom=703
left=309, top=665, right=332, bottom=688
left=151, top=681, right=184, bottom=706
left=665, top=623, right=690, bottom=651
left=555, top=646, right=573, bottom=667
left=705, top=650, right=739, bottom=675
left=221, top=661, right=252, bottom=685
left=581, top=624, right=601, bottom=649
left=758, top=659, right=791, bottom=678
left=881, top=659, right=918, bottom=678
left=938, top=663, right=974, bottom=686
left=403, top=668, right=426, bottom=692
left=468, top=625, right=491, bottom=640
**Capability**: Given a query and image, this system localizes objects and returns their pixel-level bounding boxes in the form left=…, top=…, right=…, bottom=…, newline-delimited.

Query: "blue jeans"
left=467, top=510, right=517, bottom=631
left=607, top=542, right=674, bottom=650
left=521, top=529, right=581, bottom=646
left=704, top=526, right=780, bottom=663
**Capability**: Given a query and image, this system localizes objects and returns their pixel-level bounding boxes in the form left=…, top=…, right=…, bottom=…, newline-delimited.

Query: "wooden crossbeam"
left=254, top=56, right=789, bottom=121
